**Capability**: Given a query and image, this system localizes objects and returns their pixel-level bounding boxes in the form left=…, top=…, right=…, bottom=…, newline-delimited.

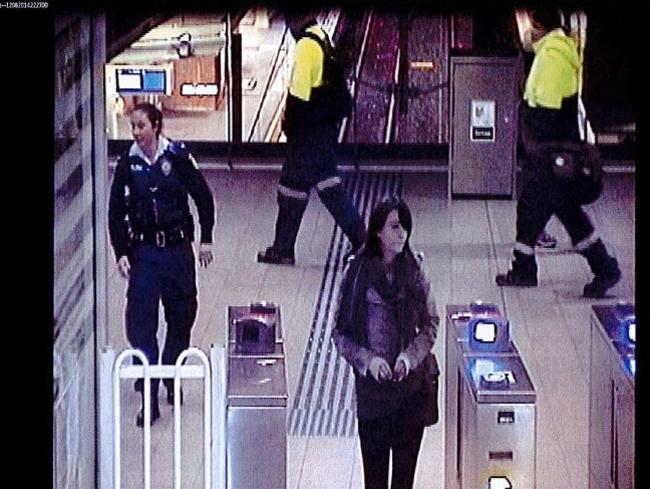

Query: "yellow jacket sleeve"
left=524, top=30, right=580, bottom=109
left=525, top=49, right=578, bottom=109
left=289, top=36, right=324, bottom=101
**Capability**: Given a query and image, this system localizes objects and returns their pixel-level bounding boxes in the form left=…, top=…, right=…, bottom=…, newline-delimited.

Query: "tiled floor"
left=104, top=170, right=634, bottom=489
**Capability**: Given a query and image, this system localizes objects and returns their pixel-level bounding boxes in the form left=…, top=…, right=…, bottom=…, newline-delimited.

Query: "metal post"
left=397, top=14, right=410, bottom=116
left=211, top=345, right=227, bottom=489
left=99, top=348, right=115, bottom=489
left=231, top=33, right=243, bottom=143
left=172, top=348, right=212, bottom=489
left=113, top=349, right=152, bottom=489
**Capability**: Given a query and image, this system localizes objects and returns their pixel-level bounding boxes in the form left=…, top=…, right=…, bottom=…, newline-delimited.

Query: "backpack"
left=299, top=31, right=353, bottom=123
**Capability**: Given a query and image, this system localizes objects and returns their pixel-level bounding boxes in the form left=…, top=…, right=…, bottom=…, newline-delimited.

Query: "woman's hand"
left=368, top=356, right=393, bottom=383
left=198, top=243, right=214, bottom=268
left=393, top=352, right=411, bottom=382
left=117, top=255, right=131, bottom=279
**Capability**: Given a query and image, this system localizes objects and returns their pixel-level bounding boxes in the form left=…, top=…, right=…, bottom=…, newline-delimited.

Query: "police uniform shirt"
left=108, top=137, right=215, bottom=261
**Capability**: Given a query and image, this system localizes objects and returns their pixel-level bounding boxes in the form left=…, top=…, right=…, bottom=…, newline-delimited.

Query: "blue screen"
left=116, top=68, right=166, bottom=94
left=143, top=70, right=166, bottom=93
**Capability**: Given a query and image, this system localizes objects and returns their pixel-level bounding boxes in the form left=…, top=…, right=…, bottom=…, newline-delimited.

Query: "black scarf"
left=365, top=254, right=417, bottom=350
left=366, top=255, right=408, bottom=305
left=340, top=251, right=422, bottom=347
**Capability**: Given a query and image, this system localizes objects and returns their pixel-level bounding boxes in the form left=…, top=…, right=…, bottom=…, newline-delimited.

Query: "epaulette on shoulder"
left=168, top=140, right=187, bottom=155
left=116, top=154, right=130, bottom=168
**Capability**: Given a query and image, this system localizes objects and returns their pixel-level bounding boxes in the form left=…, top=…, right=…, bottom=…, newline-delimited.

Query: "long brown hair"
left=364, top=196, right=414, bottom=259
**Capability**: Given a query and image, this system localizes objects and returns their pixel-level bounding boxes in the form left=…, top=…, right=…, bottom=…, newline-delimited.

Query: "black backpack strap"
left=299, top=30, right=333, bottom=57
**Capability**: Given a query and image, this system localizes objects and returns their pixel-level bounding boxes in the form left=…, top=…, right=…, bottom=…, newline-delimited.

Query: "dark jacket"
left=108, top=138, right=215, bottom=261
left=332, top=251, right=439, bottom=420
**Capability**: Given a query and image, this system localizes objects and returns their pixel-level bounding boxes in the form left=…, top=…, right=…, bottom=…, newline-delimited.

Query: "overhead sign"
left=470, top=99, right=496, bottom=142
left=180, top=83, right=219, bottom=96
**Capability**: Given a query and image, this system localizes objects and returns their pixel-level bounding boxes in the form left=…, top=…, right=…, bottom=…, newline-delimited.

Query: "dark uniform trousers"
left=272, top=124, right=366, bottom=255
left=127, top=240, right=197, bottom=394
left=516, top=173, right=594, bottom=249
left=516, top=100, right=594, bottom=250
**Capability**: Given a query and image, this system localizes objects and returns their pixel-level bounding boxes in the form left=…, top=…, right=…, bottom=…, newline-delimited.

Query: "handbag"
left=534, top=141, right=604, bottom=204
left=419, top=352, right=440, bottom=426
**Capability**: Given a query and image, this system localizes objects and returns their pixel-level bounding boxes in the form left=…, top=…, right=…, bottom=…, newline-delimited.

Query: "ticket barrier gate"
left=589, top=304, right=636, bottom=489
left=445, top=303, right=517, bottom=489
left=445, top=303, right=537, bottom=489
left=225, top=303, right=288, bottom=489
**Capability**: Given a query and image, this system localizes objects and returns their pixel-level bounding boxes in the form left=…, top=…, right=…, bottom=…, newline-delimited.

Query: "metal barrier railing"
left=100, top=345, right=226, bottom=489
left=173, top=348, right=211, bottom=489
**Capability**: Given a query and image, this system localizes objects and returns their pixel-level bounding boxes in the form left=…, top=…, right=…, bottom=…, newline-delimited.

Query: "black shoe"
left=166, top=387, right=184, bottom=406
left=136, top=400, right=161, bottom=427
left=583, top=265, right=621, bottom=298
left=256, top=247, right=295, bottom=265
left=495, top=270, right=538, bottom=287
left=496, top=250, right=538, bottom=287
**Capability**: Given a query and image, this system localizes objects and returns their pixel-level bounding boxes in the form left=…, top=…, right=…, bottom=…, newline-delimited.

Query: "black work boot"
left=257, top=193, right=306, bottom=265
left=136, top=382, right=161, bottom=427
left=580, top=239, right=621, bottom=298
left=496, top=251, right=538, bottom=287
left=257, top=247, right=296, bottom=265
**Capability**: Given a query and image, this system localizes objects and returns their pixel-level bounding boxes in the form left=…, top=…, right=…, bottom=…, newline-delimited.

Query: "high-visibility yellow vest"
left=524, top=28, right=581, bottom=109
left=289, top=25, right=326, bottom=102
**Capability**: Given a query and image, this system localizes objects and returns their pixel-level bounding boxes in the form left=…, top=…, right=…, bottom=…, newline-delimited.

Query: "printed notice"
left=470, top=99, right=496, bottom=142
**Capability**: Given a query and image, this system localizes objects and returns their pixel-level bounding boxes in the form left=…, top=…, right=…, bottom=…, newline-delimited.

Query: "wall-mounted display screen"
left=116, top=68, right=168, bottom=94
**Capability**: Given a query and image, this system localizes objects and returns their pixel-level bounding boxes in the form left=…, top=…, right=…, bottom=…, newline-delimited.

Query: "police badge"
left=160, top=157, right=173, bottom=176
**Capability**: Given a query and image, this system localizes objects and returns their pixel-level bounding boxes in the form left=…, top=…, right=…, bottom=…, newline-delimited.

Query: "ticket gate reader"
left=445, top=304, right=522, bottom=489
left=589, top=304, right=636, bottom=489
left=457, top=354, right=536, bottom=489
left=225, top=303, right=288, bottom=489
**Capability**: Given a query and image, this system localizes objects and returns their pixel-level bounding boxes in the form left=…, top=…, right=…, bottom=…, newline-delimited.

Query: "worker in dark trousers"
left=496, top=8, right=620, bottom=298
left=257, top=11, right=366, bottom=265
left=108, top=103, right=215, bottom=426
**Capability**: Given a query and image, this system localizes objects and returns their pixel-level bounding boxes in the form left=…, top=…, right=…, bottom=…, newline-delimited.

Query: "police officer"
left=257, top=10, right=366, bottom=265
left=108, top=102, right=215, bottom=426
left=496, top=8, right=620, bottom=298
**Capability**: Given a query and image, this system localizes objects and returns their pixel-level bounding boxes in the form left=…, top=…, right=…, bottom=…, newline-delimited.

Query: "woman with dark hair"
left=108, top=102, right=215, bottom=426
left=332, top=197, right=439, bottom=489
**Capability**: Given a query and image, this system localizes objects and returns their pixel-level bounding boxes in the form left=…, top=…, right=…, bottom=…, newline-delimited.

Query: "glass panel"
left=54, top=14, right=97, bottom=489
left=104, top=7, right=464, bottom=146
left=106, top=13, right=228, bottom=141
